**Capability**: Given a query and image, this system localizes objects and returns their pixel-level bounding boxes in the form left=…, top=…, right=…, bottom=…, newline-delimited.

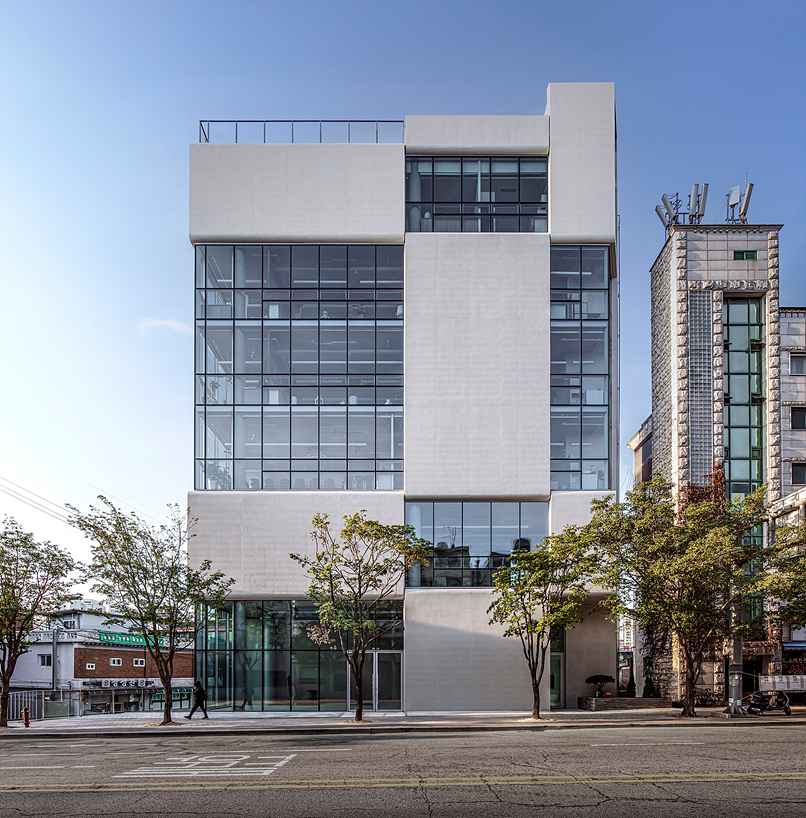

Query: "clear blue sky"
left=1, top=0, right=804, bottom=563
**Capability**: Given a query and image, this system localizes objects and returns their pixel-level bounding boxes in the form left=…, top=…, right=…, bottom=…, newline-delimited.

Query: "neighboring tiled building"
left=635, top=214, right=806, bottom=700
left=189, top=83, right=619, bottom=713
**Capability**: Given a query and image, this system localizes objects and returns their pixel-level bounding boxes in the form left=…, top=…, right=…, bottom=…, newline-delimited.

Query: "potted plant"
left=585, top=674, right=616, bottom=698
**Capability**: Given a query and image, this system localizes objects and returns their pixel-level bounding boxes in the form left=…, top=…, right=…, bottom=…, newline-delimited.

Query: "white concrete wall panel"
left=545, top=83, right=616, bottom=243
left=405, top=115, right=549, bottom=155
left=189, top=144, right=405, bottom=244
left=402, top=589, right=546, bottom=711
left=565, top=603, right=618, bottom=704
left=187, top=491, right=404, bottom=597
left=548, top=490, right=611, bottom=534
left=404, top=233, right=551, bottom=499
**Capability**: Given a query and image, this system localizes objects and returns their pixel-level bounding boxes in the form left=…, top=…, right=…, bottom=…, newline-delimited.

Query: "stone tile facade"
left=649, top=224, right=784, bottom=500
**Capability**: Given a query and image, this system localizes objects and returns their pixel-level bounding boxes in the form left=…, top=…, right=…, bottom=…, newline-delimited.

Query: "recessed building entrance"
left=350, top=651, right=403, bottom=711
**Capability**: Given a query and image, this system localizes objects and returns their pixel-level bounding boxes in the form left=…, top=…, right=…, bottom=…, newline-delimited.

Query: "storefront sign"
left=759, top=674, right=806, bottom=691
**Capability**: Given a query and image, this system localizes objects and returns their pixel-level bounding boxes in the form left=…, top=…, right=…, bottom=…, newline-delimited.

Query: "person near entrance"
left=184, top=681, right=208, bottom=719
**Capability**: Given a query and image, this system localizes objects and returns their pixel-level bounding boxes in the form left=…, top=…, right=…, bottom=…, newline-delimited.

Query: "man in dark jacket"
left=184, top=681, right=208, bottom=719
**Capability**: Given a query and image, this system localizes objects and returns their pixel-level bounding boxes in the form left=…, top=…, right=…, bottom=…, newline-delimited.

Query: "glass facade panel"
left=550, top=246, right=610, bottom=490
left=723, top=297, right=764, bottom=499
left=406, top=156, right=547, bottom=232
left=195, top=246, right=403, bottom=489
left=407, top=502, right=550, bottom=587
left=196, top=600, right=402, bottom=711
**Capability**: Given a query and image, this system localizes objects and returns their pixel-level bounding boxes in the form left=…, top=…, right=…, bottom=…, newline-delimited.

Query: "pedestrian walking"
left=184, top=681, right=208, bottom=719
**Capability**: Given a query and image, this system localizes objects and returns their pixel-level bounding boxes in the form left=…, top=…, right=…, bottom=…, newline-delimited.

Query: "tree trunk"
left=161, top=674, right=173, bottom=725
left=352, top=652, right=364, bottom=723
left=680, top=654, right=698, bottom=718
left=531, top=672, right=541, bottom=720
left=0, top=674, right=10, bottom=728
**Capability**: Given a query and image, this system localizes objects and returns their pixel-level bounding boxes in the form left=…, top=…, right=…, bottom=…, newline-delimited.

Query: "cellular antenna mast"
left=655, top=184, right=708, bottom=235
left=727, top=180, right=753, bottom=224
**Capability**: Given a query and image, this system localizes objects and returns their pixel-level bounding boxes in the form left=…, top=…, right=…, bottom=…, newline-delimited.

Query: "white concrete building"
left=189, top=83, right=618, bottom=713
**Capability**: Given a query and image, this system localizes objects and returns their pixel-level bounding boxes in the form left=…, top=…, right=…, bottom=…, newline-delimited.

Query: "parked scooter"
left=742, top=690, right=791, bottom=716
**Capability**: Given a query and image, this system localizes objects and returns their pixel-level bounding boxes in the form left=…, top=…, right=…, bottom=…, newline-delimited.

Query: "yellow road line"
left=1, top=771, right=806, bottom=793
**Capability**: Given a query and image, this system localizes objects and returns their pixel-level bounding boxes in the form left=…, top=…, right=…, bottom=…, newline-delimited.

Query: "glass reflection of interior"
left=196, top=245, right=404, bottom=490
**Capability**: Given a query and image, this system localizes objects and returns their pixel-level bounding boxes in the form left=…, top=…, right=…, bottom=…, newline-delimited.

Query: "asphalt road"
left=0, top=724, right=804, bottom=817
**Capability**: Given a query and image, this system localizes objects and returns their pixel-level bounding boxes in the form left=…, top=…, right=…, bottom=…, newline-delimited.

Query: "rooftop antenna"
left=687, top=183, right=709, bottom=224
left=727, top=181, right=752, bottom=224
left=739, top=182, right=753, bottom=222
left=697, top=183, right=709, bottom=219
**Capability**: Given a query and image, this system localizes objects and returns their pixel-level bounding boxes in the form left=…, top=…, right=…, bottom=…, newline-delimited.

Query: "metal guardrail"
left=7, top=688, right=192, bottom=720
left=199, top=120, right=405, bottom=145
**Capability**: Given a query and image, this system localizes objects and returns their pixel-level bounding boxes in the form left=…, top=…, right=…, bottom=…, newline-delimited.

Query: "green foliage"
left=764, top=518, right=806, bottom=630
left=68, top=498, right=233, bottom=724
left=290, top=510, right=429, bottom=721
left=585, top=674, right=616, bottom=695
left=625, top=669, right=636, bottom=698
left=590, top=473, right=768, bottom=716
left=488, top=526, right=598, bottom=718
left=0, top=517, right=80, bottom=727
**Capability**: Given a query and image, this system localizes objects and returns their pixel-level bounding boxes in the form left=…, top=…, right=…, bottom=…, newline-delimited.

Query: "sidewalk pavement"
left=3, top=705, right=805, bottom=738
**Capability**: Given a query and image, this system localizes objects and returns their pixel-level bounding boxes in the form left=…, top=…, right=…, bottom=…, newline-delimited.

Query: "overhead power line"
left=0, top=485, right=73, bottom=528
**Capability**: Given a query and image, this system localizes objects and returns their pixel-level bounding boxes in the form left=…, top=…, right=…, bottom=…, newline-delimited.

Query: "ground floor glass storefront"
left=196, top=600, right=403, bottom=711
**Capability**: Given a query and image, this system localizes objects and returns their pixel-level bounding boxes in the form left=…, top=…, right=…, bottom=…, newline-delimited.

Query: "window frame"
left=792, top=463, right=806, bottom=486
left=792, top=407, right=806, bottom=431
left=133, top=657, right=146, bottom=667
left=38, top=654, right=52, bottom=667
left=86, top=663, right=96, bottom=670
left=109, top=657, right=122, bottom=667
left=790, top=353, right=806, bottom=376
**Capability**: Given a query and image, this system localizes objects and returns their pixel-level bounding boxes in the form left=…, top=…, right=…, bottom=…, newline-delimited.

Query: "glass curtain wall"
left=195, top=245, right=404, bottom=491
left=196, top=600, right=403, bottom=711
left=723, top=297, right=765, bottom=499
left=549, top=246, right=611, bottom=490
left=405, top=501, right=549, bottom=587
left=405, top=157, right=547, bottom=233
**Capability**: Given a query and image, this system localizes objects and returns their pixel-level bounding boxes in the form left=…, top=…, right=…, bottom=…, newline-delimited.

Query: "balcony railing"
left=199, top=120, right=405, bottom=145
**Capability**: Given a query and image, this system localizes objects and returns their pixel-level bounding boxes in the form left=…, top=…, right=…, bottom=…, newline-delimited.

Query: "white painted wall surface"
left=402, top=589, right=546, bottom=711
left=545, top=83, right=616, bottom=243
left=405, top=115, right=549, bottom=155
left=548, top=490, right=611, bottom=533
left=189, top=144, right=404, bottom=244
left=188, top=491, right=404, bottom=597
left=565, top=602, right=618, bottom=704
left=404, top=233, right=551, bottom=499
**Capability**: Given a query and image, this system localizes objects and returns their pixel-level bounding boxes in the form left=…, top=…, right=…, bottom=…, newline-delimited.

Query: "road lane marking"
left=116, top=753, right=297, bottom=778
left=0, top=766, right=65, bottom=770
left=590, top=742, right=706, bottom=747
left=71, top=766, right=96, bottom=768
left=3, top=770, right=806, bottom=794
left=262, top=748, right=353, bottom=752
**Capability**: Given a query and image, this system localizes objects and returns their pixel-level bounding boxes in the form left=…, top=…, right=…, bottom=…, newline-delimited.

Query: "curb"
left=2, top=716, right=805, bottom=740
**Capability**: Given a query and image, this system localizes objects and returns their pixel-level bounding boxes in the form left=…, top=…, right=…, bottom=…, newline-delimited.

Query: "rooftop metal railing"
left=199, top=120, right=405, bottom=145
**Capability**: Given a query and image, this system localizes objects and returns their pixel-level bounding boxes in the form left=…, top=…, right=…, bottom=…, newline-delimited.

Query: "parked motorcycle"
left=742, top=690, right=791, bottom=716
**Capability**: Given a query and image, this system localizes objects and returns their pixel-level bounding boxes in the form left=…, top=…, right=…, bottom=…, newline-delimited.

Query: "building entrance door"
left=550, top=654, right=564, bottom=709
left=349, top=651, right=403, bottom=711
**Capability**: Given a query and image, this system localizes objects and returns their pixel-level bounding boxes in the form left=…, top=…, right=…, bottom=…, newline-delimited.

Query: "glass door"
left=550, top=654, right=564, bottom=709
left=349, top=652, right=403, bottom=711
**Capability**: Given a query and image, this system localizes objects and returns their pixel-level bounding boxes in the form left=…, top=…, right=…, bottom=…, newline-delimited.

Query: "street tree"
left=0, top=518, right=79, bottom=728
left=590, top=474, right=768, bottom=717
left=290, top=510, right=429, bottom=722
left=764, top=516, right=806, bottom=631
left=487, top=527, right=598, bottom=719
left=68, top=498, right=233, bottom=725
